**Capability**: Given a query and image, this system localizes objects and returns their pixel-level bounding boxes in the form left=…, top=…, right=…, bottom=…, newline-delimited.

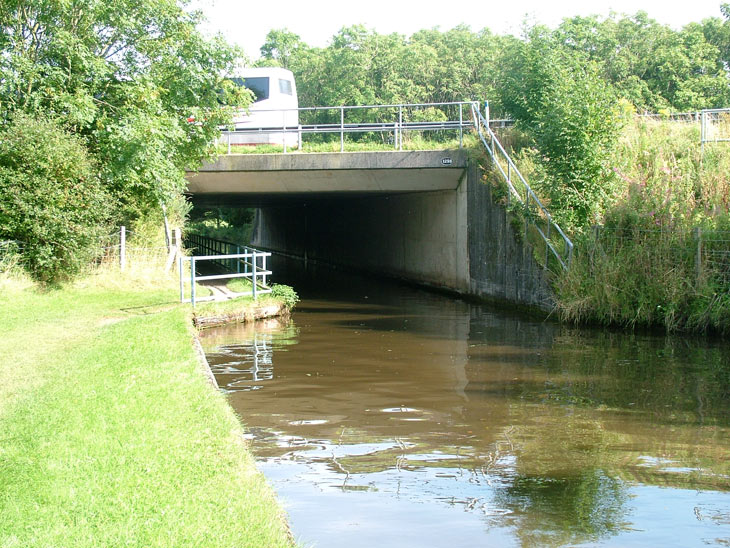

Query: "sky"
left=190, top=0, right=727, bottom=61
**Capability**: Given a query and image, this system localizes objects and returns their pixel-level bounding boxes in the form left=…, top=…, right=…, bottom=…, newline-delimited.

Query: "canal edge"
left=192, top=336, right=219, bottom=390
left=189, top=316, right=299, bottom=546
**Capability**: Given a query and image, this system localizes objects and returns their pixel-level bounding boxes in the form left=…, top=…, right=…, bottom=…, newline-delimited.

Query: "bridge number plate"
left=441, top=157, right=452, bottom=165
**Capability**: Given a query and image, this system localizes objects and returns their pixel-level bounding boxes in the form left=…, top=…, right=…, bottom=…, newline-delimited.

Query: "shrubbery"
left=555, top=119, right=730, bottom=333
left=271, top=284, right=300, bottom=309
left=0, top=114, right=113, bottom=283
left=498, top=28, right=622, bottom=231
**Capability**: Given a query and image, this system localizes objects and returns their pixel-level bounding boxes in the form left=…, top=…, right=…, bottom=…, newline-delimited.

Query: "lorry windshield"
left=231, top=77, right=269, bottom=102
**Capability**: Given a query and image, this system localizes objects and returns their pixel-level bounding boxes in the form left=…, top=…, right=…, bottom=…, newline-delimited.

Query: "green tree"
left=0, top=114, right=112, bottom=282
left=555, top=11, right=729, bottom=111
left=260, top=28, right=307, bottom=69
left=499, top=27, right=622, bottom=229
left=0, top=0, right=247, bottom=220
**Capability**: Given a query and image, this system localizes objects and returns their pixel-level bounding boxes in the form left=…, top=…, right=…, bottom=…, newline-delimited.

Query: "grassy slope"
left=553, top=119, right=730, bottom=332
left=0, top=285, right=294, bottom=547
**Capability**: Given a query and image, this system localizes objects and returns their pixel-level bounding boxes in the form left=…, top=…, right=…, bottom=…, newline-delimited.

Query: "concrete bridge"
left=186, top=148, right=554, bottom=311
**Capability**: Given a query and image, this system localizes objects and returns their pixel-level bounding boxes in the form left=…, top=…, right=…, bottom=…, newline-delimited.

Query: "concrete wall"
left=252, top=184, right=470, bottom=292
left=465, top=163, right=554, bottom=310
left=251, top=160, right=554, bottom=311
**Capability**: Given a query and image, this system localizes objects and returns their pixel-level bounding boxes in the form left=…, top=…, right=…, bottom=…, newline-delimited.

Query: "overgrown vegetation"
left=554, top=118, right=730, bottom=333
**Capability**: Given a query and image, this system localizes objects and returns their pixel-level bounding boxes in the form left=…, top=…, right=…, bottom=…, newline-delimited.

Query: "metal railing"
left=638, top=112, right=703, bottom=123
left=215, top=99, right=573, bottom=271
left=181, top=234, right=272, bottom=306
left=701, top=108, right=730, bottom=153
left=471, top=103, right=574, bottom=271
left=218, top=101, right=480, bottom=153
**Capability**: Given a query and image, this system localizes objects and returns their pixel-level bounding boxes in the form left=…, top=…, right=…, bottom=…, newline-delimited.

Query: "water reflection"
left=203, top=319, right=298, bottom=391
left=200, top=274, right=730, bottom=547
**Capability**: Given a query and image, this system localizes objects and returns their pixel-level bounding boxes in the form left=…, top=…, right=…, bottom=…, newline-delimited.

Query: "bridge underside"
left=186, top=151, right=552, bottom=310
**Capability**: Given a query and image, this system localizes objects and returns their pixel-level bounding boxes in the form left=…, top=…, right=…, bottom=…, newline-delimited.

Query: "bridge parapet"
left=187, top=150, right=468, bottom=199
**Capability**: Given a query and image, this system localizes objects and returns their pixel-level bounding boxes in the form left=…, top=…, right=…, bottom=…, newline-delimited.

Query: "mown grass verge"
left=0, top=283, right=296, bottom=547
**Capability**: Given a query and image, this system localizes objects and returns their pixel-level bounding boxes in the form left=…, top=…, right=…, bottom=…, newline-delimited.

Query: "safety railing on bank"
left=471, top=103, right=574, bottom=271
left=181, top=234, right=271, bottom=306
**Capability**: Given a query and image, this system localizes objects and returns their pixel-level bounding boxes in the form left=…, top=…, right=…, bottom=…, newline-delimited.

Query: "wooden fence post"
left=694, top=227, right=702, bottom=284
left=120, top=226, right=126, bottom=271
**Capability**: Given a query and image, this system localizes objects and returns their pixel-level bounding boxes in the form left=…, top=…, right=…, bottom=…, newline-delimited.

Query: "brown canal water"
left=200, top=262, right=730, bottom=547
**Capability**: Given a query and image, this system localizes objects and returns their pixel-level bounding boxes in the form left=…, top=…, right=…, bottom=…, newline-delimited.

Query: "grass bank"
left=492, top=117, right=730, bottom=333
left=0, top=280, right=296, bottom=547
left=553, top=118, right=730, bottom=333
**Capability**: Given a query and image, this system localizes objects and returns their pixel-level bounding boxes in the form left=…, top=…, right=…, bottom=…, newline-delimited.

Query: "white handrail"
left=471, top=104, right=573, bottom=270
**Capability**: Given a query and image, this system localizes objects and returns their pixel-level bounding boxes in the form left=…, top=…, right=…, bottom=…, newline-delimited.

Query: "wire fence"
left=590, top=226, right=730, bottom=287
left=0, top=227, right=184, bottom=278
left=0, top=240, right=24, bottom=273
left=637, top=112, right=703, bottom=123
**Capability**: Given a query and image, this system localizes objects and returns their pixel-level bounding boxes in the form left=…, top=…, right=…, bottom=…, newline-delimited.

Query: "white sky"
left=190, top=0, right=727, bottom=61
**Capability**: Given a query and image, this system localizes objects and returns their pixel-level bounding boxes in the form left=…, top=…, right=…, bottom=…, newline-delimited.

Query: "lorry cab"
left=229, top=67, right=299, bottom=146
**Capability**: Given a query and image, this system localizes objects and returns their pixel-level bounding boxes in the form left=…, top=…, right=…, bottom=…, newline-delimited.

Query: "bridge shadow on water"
left=200, top=255, right=730, bottom=548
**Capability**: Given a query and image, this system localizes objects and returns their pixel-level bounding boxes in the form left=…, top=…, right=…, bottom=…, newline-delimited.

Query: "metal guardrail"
left=216, top=99, right=573, bottom=271
left=218, top=101, right=480, bottom=153
left=701, top=108, right=730, bottom=153
left=471, top=103, right=574, bottom=271
left=181, top=234, right=272, bottom=306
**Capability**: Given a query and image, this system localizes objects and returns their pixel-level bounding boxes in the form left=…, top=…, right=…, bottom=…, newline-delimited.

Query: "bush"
left=0, top=114, right=113, bottom=283
left=498, top=28, right=622, bottom=231
left=271, top=284, right=299, bottom=308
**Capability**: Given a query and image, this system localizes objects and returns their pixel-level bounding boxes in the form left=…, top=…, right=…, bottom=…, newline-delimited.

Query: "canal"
left=200, top=261, right=730, bottom=547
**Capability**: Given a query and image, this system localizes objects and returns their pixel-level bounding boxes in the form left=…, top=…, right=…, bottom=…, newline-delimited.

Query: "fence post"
left=340, top=107, right=345, bottom=152
left=399, top=105, right=403, bottom=151
left=162, top=203, right=171, bottom=253
left=190, top=257, right=196, bottom=307
left=179, top=256, right=184, bottom=303
left=694, top=227, right=702, bottom=284
left=283, top=114, right=288, bottom=153
left=227, top=132, right=231, bottom=155
left=459, top=103, right=463, bottom=148
left=120, top=226, right=126, bottom=271
left=251, top=251, right=258, bottom=300
left=524, top=191, right=530, bottom=249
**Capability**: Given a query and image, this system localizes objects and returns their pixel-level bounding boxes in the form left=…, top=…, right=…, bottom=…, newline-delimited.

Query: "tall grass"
left=555, top=118, right=730, bottom=333
left=0, top=242, right=33, bottom=292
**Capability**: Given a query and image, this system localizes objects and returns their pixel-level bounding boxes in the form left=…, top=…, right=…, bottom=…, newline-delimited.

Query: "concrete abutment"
left=250, top=159, right=554, bottom=311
